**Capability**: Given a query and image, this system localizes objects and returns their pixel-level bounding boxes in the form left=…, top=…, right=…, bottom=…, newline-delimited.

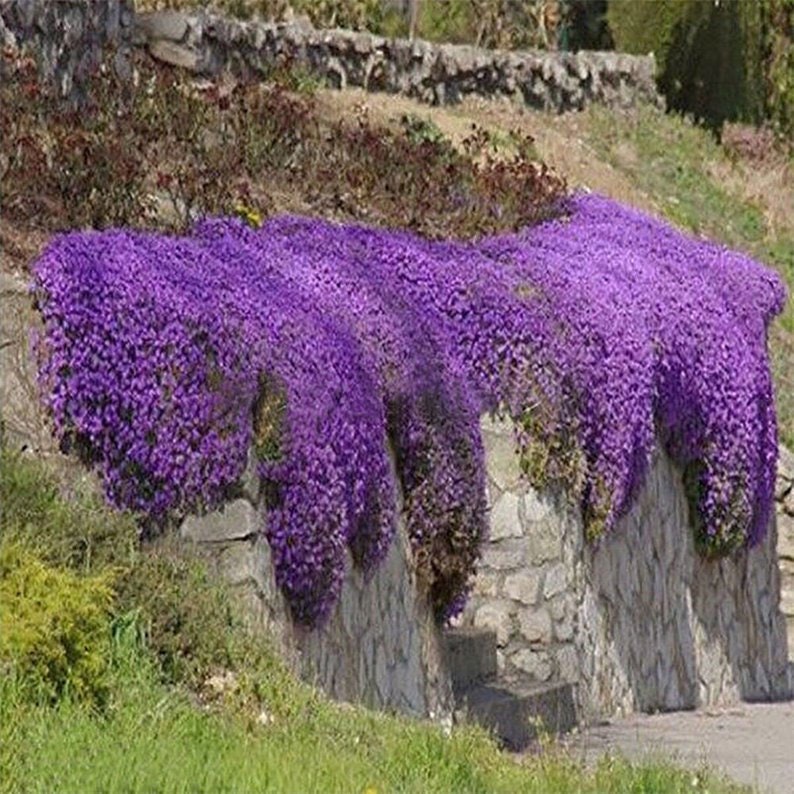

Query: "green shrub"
left=0, top=541, right=114, bottom=705
left=764, top=0, right=794, bottom=137
left=608, top=0, right=793, bottom=136
left=117, top=542, right=252, bottom=687
left=0, top=449, right=272, bottom=691
left=609, top=0, right=765, bottom=131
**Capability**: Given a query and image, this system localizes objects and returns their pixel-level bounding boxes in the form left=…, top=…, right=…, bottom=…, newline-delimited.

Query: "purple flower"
left=32, top=193, right=786, bottom=625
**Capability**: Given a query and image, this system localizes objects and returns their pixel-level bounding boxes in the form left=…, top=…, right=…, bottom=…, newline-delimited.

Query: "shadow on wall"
left=578, top=451, right=790, bottom=720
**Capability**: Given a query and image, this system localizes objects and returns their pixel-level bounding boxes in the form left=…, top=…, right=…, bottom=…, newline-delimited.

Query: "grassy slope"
left=321, top=90, right=794, bottom=448
left=0, top=450, right=746, bottom=794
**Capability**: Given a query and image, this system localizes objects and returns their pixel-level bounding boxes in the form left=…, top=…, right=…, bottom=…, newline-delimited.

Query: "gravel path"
left=566, top=701, right=794, bottom=793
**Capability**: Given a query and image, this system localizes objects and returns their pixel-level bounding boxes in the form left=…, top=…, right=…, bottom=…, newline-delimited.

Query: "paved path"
left=566, top=702, right=794, bottom=793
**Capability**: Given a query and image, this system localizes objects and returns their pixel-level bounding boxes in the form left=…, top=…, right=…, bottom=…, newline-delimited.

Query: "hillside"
left=316, top=88, right=794, bottom=448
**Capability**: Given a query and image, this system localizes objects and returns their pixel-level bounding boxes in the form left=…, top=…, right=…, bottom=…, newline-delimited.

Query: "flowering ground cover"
left=32, top=194, right=786, bottom=626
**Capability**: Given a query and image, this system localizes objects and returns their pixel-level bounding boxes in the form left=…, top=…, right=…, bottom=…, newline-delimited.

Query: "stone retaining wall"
left=179, top=449, right=454, bottom=722
left=133, top=9, right=661, bottom=111
left=0, top=1, right=662, bottom=112
left=777, top=447, right=794, bottom=660
left=2, top=275, right=790, bottom=721
left=459, top=416, right=792, bottom=719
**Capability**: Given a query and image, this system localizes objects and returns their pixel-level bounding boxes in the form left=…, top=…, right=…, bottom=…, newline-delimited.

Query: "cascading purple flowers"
left=32, top=193, right=786, bottom=625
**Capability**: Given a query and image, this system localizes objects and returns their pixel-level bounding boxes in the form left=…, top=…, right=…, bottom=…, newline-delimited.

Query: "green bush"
left=608, top=0, right=765, bottom=131
left=0, top=449, right=274, bottom=692
left=608, top=0, right=793, bottom=136
left=764, top=0, right=794, bottom=137
left=0, top=541, right=114, bottom=705
left=117, top=542, right=255, bottom=688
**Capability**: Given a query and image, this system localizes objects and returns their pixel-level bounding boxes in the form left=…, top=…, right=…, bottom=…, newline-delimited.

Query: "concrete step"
left=443, top=627, right=497, bottom=692
left=456, top=679, right=577, bottom=751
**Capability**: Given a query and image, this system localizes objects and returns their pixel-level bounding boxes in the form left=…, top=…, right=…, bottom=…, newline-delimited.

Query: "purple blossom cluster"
left=33, top=193, right=785, bottom=625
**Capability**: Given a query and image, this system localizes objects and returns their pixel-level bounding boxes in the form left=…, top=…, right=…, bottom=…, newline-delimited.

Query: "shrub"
left=608, top=0, right=792, bottom=136
left=0, top=541, right=114, bottom=705
left=116, top=542, right=248, bottom=687
left=0, top=52, right=565, bottom=238
left=32, top=194, right=785, bottom=628
left=0, top=449, right=277, bottom=691
left=0, top=448, right=139, bottom=574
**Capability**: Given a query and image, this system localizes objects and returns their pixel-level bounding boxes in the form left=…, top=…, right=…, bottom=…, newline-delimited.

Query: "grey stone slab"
left=181, top=498, right=260, bottom=543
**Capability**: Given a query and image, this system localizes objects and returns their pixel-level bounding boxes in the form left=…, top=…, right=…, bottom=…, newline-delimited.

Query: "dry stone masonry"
left=134, top=8, right=661, bottom=111
left=172, top=419, right=792, bottom=725
left=0, top=1, right=661, bottom=112
left=777, top=446, right=794, bottom=660
left=0, top=0, right=135, bottom=99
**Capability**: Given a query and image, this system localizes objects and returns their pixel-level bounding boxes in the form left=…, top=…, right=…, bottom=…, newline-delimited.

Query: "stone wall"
left=459, top=416, right=792, bottom=720
left=179, top=449, right=454, bottom=722
left=133, top=9, right=661, bottom=111
left=0, top=0, right=135, bottom=100
left=778, top=447, right=794, bottom=660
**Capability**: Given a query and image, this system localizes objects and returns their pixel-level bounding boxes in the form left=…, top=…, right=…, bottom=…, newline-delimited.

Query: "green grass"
left=0, top=661, right=746, bottom=794
left=0, top=450, right=747, bottom=793
left=585, top=104, right=794, bottom=447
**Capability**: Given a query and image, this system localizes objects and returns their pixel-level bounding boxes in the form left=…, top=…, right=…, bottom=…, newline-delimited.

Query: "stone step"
left=456, top=679, right=577, bottom=751
left=444, top=627, right=498, bottom=691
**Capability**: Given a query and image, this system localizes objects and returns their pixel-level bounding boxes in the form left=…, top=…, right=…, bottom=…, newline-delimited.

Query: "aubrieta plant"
left=32, top=194, right=786, bottom=626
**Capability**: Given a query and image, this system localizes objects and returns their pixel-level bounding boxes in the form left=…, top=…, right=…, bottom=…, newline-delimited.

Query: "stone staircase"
left=444, top=627, right=578, bottom=750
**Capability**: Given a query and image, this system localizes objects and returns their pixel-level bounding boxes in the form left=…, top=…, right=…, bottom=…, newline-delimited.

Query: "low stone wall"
left=0, top=0, right=135, bottom=99
left=133, top=9, right=661, bottom=112
left=180, top=450, right=454, bottom=722
left=459, top=417, right=791, bottom=720
left=0, top=1, right=664, bottom=113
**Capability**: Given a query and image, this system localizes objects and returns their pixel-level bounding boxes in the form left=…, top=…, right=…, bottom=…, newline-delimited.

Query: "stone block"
left=149, top=39, right=198, bottom=70
left=524, top=520, right=562, bottom=564
left=181, top=498, right=261, bottom=543
left=489, top=492, right=522, bottom=541
left=135, top=11, right=188, bottom=42
left=473, top=602, right=514, bottom=647
left=480, top=539, right=526, bottom=571
left=522, top=489, right=552, bottom=523
left=543, top=562, right=568, bottom=599
left=518, top=608, right=552, bottom=644
left=503, top=569, right=541, bottom=605
left=511, top=649, right=552, bottom=681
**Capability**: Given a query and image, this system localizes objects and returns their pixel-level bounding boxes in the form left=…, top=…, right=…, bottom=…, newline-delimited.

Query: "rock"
left=480, top=538, right=526, bottom=571
left=473, top=602, right=514, bottom=646
left=148, top=39, right=199, bottom=71
left=135, top=11, right=189, bottom=43
left=489, top=492, right=522, bottom=540
left=503, top=569, right=541, bottom=606
left=522, top=489, right=552, bottom=523
left=543, top=562, right=568, bottom=599
left=518, top=608, right=552, bottom=643
left=181, top=498, right=261, bottom=543
left=524, top=519, right=562, bottom=564
left=512, top=649, right=552, bottom=681
left=483, top=435, right=522, bottom=492
left=778, top=445, right=794, bottom=483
